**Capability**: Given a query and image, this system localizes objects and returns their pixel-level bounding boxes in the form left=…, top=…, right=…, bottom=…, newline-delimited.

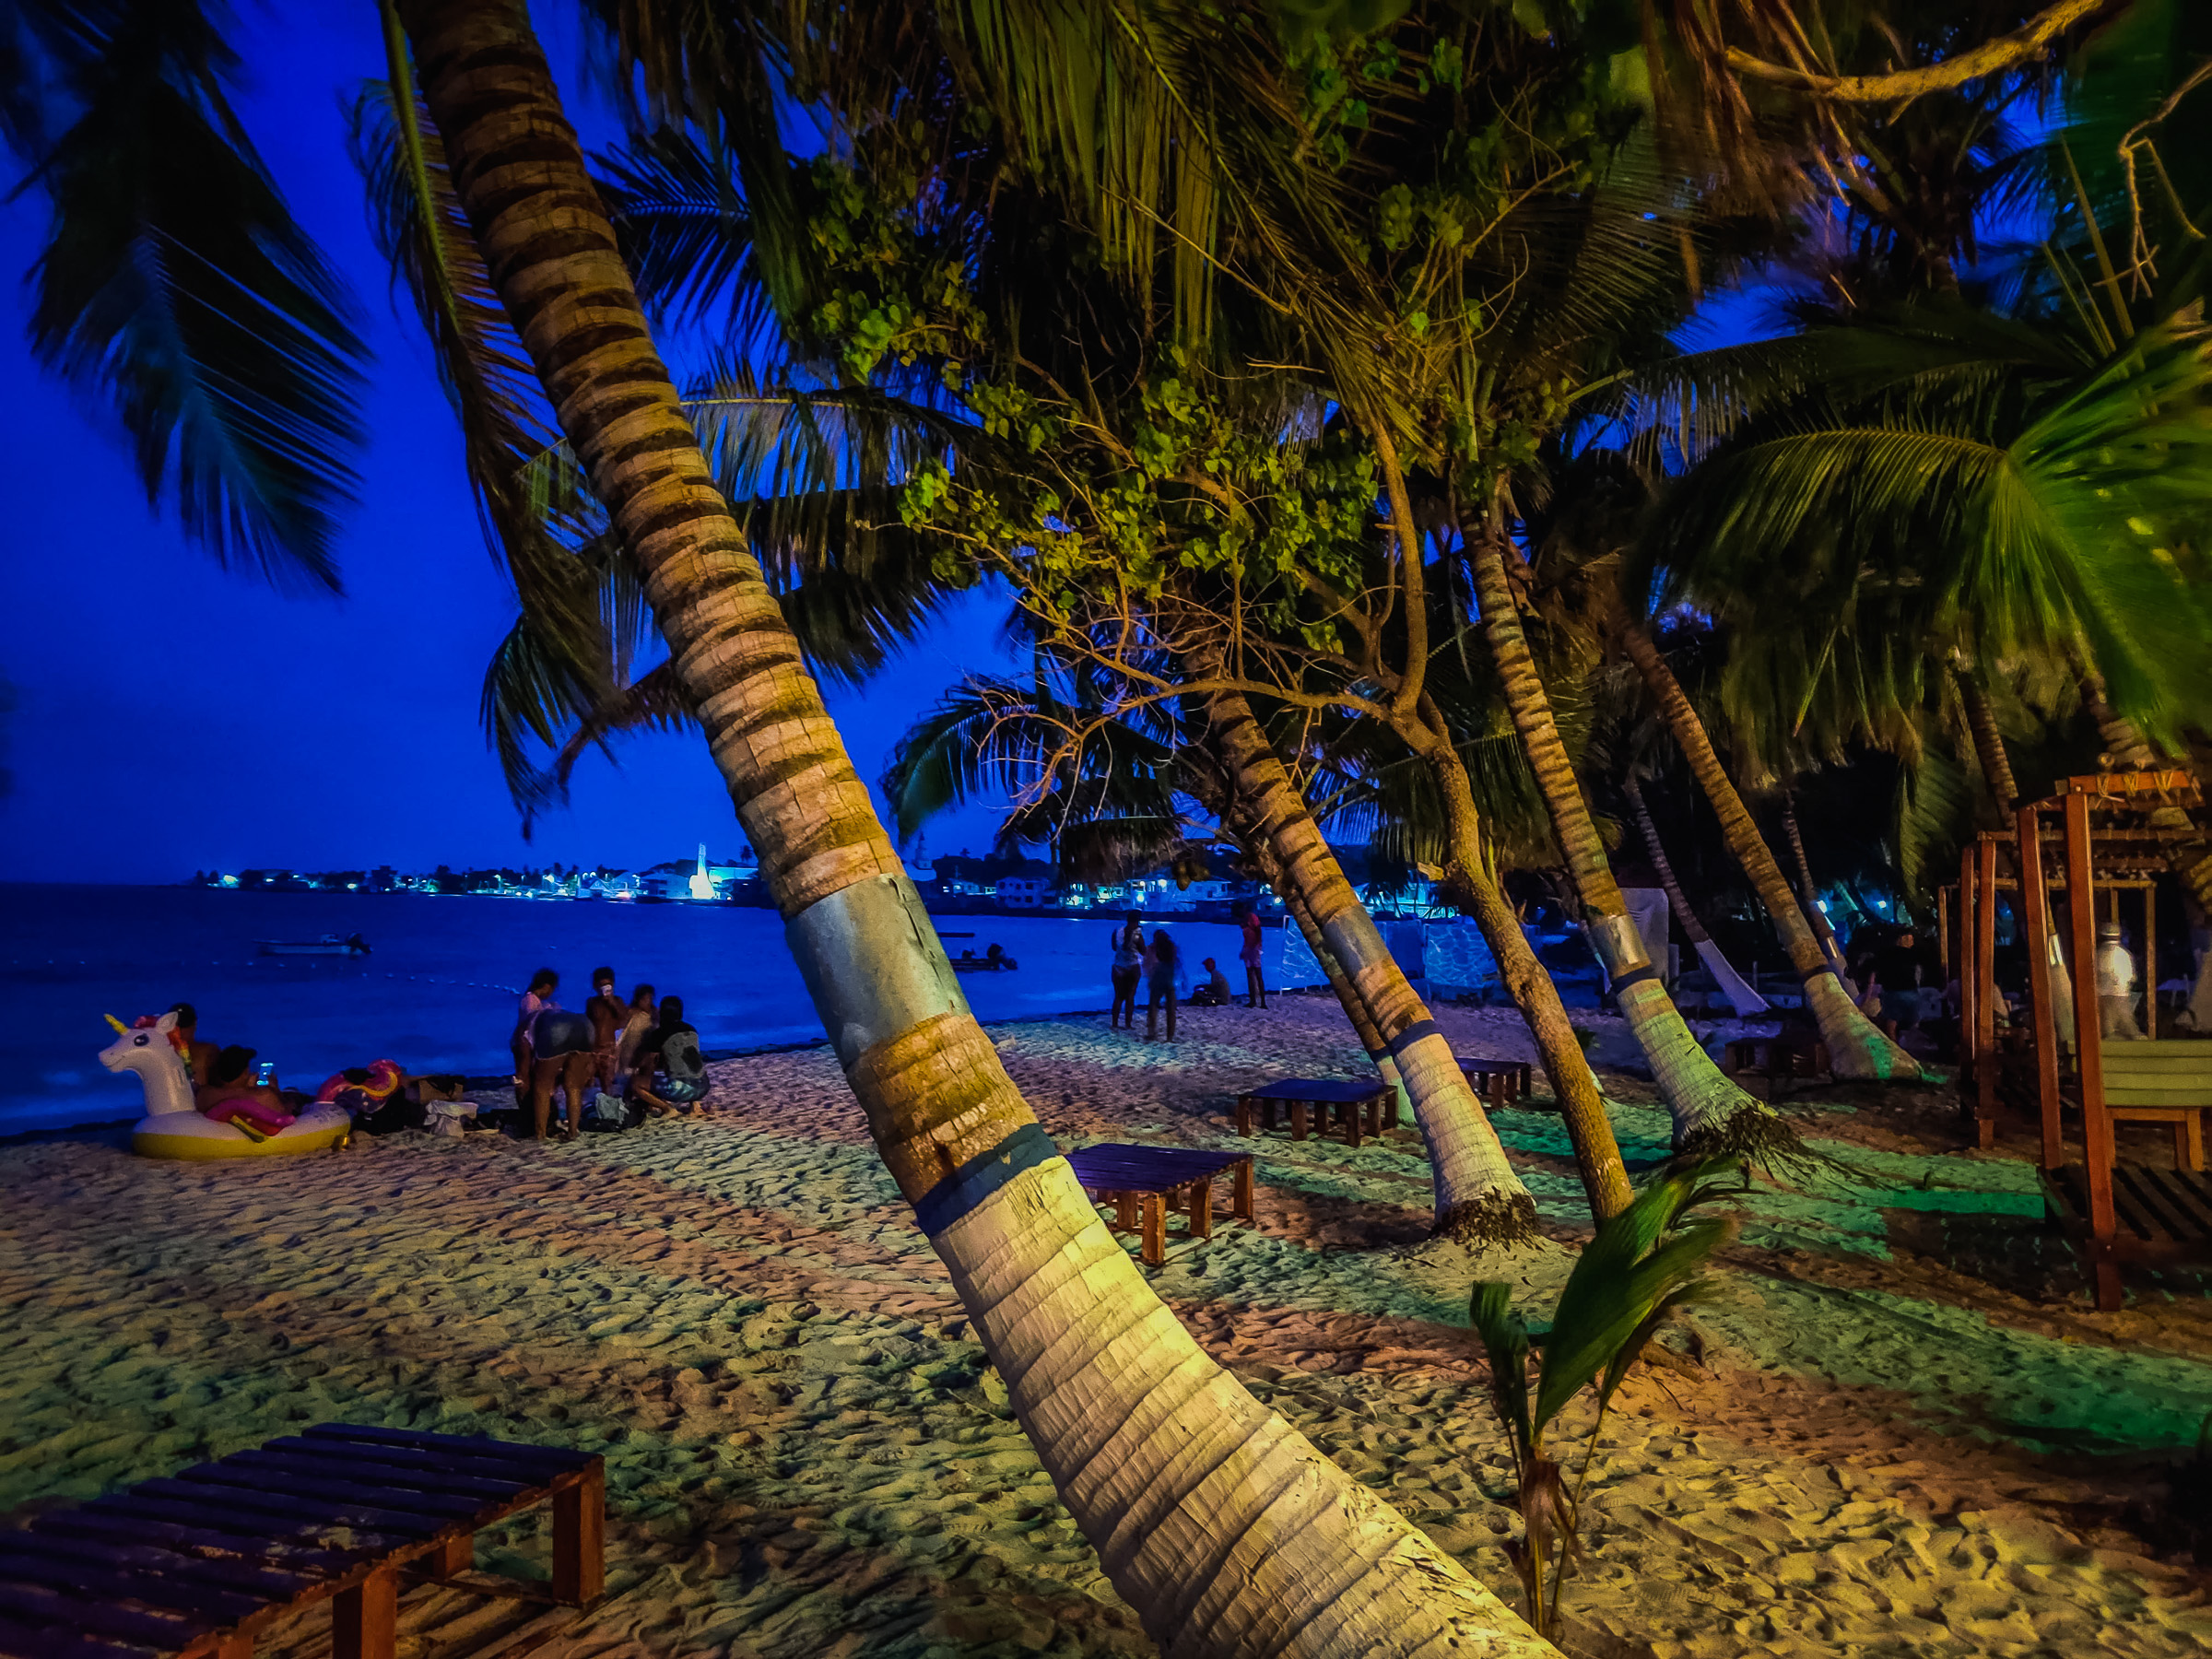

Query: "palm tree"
left=388, top=3, right=1555, bottom=1648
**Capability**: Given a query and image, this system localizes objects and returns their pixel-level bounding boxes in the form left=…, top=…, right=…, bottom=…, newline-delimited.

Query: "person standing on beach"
left=512, top=968, right=559, bottom=1087
left=1110, top=914, right=1144, bottom=1029
left=528, top=1004, right=594, bottom=1140
left=1237, top=903, right=1268, bottom=1009
left=1145, top=927, right=1180, bottom=1041
left=586, top=967, right=624, bottom=1092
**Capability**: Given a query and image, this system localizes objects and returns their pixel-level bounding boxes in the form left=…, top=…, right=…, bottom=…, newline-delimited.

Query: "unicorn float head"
left=100, top=1010, right=195, bottom=1118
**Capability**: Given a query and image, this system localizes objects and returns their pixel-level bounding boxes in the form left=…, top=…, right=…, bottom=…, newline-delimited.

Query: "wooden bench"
left=1724, top=1032, right=1831, bottom=1100
left=1456, top=1055, right=1533, bottom=1108
left=0, top=1423, right=603, bottom=1659
left=1065, top=1145, right=1255, bottom=1266
left=2101, top=1041, right=2212, bottom=1171
left=1232, top=1079, right=1394, bottom=1147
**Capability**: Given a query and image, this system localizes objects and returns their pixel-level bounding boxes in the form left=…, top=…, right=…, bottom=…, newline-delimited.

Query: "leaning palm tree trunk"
left=1620, top=775, right=1768, bottom=1019
left=1620, top=625, right=1919, bottom=1079
left=1249, top=806, right=1630, bottom=1220
left=1202, top=682, right=1538, bottom=1241
left=1955, top=667, right=2021, bottom=809
left=1779, top=791, right=1849, bottom=972
left=1465, top=525, right=1789, bottom=1155
left=397, top=6, right=1555, bottom=1651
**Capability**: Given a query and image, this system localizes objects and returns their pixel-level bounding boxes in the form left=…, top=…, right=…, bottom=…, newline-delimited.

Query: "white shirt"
left=2096, top=941, right=2136, bottom=998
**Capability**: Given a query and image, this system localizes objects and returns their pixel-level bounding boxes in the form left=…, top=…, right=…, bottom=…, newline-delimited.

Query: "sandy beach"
left=6, top=992, right=2212, bottom=1657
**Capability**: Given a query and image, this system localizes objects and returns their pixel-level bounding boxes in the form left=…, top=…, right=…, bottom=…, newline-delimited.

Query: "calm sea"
left=0, top=884, right=1301, bottom=1135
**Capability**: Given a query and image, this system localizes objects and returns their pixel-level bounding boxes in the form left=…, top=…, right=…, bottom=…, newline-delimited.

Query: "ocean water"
left=0, top=884, right=1306, bottom=1135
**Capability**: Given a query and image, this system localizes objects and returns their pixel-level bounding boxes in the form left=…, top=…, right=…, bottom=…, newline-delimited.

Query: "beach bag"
left=583, top=1090, right=629, bottom=1133
left=426, top=1099, right=477, bottom=1137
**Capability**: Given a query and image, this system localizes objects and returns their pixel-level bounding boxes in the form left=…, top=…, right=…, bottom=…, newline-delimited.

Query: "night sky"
left=0, top=7, right=1016, bottom=886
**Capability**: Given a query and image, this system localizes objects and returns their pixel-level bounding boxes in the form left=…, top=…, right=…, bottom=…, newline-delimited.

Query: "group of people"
left=1108, top=905, right=1268, bottom=1041
left=165, top=1003, right=474, bottom=1139
left=512, top=967, right=707, bottom=1141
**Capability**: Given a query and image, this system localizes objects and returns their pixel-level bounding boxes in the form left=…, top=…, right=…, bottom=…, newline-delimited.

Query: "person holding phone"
left=195, top=1045, right=296, bottom=1135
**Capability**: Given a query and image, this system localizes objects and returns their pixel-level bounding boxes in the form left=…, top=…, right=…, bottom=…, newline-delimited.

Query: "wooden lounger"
left=1065, top=1144, right=1255, bottom=1266
left=0, top=1423, right=603, bottom=1659
left=2100, top=1041, right=2212, bottom=1171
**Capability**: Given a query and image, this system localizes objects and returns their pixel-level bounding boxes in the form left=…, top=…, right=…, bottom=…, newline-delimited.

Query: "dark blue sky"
left=0, top=7, right=1016, bottom=885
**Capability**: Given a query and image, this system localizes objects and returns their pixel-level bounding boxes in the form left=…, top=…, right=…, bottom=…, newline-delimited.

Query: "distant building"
left=995, top=875, right=1055, bottom=909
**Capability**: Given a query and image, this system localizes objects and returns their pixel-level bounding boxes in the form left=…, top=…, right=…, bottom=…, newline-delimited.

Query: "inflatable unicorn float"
left=100, top=1010, right=349, bottom=1160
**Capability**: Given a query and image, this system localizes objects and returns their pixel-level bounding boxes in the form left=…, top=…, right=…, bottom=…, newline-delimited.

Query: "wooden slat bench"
left=2047, top=1159, right=2212, bottom=1260
left=2101, top=1041, right=2212, bottom=1171
left=0, top=1423, right=603, bottom=1659
left=1724, top=1032, right=1831, bottom=1100
left=1066, top=1145, right=1255, bottom=1266
left=1456, top=1056, right=1534, bottom=1109
left=1233, top=1079, right=1394, bottom=1147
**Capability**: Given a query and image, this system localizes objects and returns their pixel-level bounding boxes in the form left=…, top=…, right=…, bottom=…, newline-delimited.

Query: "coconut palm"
left=381, top=3, right=1556, bottom=1648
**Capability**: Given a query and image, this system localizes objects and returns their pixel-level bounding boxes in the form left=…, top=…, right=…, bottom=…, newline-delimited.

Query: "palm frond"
left=11, top=0, right=367, bottom=590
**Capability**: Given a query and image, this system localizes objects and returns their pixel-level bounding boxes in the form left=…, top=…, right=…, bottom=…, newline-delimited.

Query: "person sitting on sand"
left=586, top=966, right=625, bottom=1092
left=512, top=968, right=559, bottom=1087
left=196, top=1045, right=296, bottom=1136
left=630, top=995, right=708, bottom=1114
left=529, top=1003, right=595, bottom=1142
left=1189, top=957, right=1233, bottom=1006
left=167, top=1003, right=220, bottom=1087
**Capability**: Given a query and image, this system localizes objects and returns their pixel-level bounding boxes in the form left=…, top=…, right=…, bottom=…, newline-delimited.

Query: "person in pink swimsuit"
left=512, top=968, right=559, bottom=1086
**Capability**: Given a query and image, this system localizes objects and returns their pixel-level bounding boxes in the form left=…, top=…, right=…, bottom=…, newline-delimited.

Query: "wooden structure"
left=1455, top=1056, right=1534, bottom=1108
left=1722, top=1033, right=1832, bottom=1100
left=1952, top=770, right=2212, bottom=1309
left=0, top=1423, right=603, bottom=1659
left=1233, top=1078, right=1395, bottom=1147
left=1065, top=1144, right=1256, bottom=1266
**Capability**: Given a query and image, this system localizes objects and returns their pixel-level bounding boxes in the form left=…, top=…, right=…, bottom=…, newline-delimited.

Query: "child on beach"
left=512, top=969, right=559, bottom=1087
left=630, top=996, right=708, bottom=1114
left=586, top=967, right=625, bottom=1091
left=1190, top=958, right=1233, bottom=1006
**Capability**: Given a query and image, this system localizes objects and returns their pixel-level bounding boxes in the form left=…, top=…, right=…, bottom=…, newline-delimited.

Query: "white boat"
left=257, top=934, right=371, bottom=957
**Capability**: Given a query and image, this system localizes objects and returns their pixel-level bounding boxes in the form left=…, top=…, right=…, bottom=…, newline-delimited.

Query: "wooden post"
left=1189, top=1178, right=1213, bottom=1240
left=333, top=1562, right=398, bottom=1659
left=1235, top=1094, right=1253, bottom=1135
left=2018, top=805, right=2064, bottom=1172
left=1958, top=847, right=1978, bottom=1110
left=1232, top=1157, right=1254, bottom=1222
left=1290, top=1099, right=1308, bottom=1142
left=552, top=1463, right=606, bottom=1608
left=1975, top=836, right=1999, bottom=1140
left=1343, top=1094, right=1363, bottom=1149
left=2146, top=882, right=2159, bottom=1041
left=2065, top=791, right=2122, bottom=1311
left=429, top=1530, right=473, bottom=1580
left=1938, top=884, right=1951, bottom=978
left=1140, top=1194, right=1166, bottom=1265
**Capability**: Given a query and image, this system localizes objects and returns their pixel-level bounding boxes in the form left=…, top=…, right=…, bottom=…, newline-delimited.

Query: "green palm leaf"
left=9, top=0, right=367, bottom=590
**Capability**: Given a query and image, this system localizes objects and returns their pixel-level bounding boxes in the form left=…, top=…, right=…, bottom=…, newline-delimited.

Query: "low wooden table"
left=1065, top=1144, right=1255, bottom=1266
left=1233, top=1078, right=1394, bottom=1147
left=1724, top=1033, right=1831, bottom=1100
left=1456, top=1055, right=1534, bottom=1108
left=0, top=1423, right=603, bottom=1659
